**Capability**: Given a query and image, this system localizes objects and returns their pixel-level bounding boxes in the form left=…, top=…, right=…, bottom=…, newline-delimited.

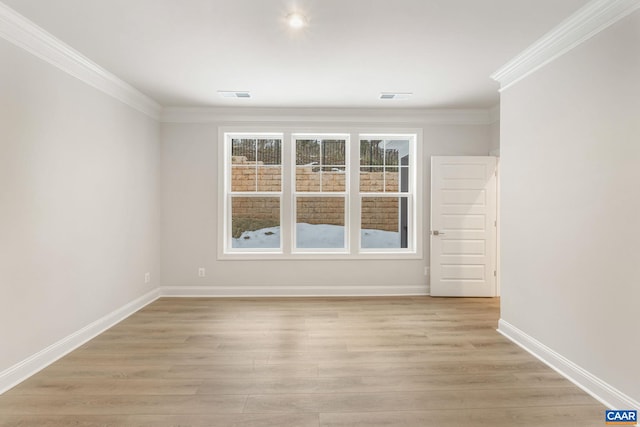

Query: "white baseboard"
left=161, top=284, right=428, bottom=297
left=498, top=319, right=640, bottom=411
left=0, top=288, right=160, bottom=395
left=0, top=285, right=425, bottom=394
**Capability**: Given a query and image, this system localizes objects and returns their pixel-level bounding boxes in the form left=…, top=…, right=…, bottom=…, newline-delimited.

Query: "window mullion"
left=382, top=140, right=386, bottom=193
left=282, top=131, right=293, bottom=255
left=317, top=139, right=321, bottom=193
left=254, top=142, right=258, bottom=192
left=350, top=131, right=360, bottom=254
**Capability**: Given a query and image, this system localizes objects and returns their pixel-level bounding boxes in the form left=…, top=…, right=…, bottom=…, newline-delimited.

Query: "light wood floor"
left=0, top=297, right=604, bottom=426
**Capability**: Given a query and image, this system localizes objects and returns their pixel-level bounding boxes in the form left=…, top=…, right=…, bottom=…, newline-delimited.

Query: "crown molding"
left=0, top=1, right=161, bottom=120
left=160, top=107, right=495, bottom=125
left=491, top=0, right=640, bottom=91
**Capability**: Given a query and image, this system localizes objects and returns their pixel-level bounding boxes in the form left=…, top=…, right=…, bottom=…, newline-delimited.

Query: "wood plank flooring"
left=0, top=297, right=605, bottom=426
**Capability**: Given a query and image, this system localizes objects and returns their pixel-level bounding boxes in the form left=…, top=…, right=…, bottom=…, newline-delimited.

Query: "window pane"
left=399, top=142, right=411, bottom=166
left=296, top=138, right=346, bottom=192
left=296, top=197, right=345, bottom=249
left=231, top=138, right=282, bottom=193
left=360, top=138, right=411, bottom=193
left=360, top=167, right=384, bottom=192
left=231, top=139, right=256, bottom=193
left=231, top=165, right=256, bottom=192
left=296, top=140, right=320, bottom=165
left=399, top=166, right=409, bottom=192
left=232, top=138, right=256, bottom=161
left=321, top=167, right=346, bottom=192
left=361, top=197, right=409, bottom=249
left=384, top=140, right=409, bottom=166
left=257, top=139, right=281, bottom=165
left=384, top=167, right=399, bottom=192
left=256, top=166, right=282, bottom=192
left=296, top=166, right=321, bottom=192
left=360, top=140, right=384, bottom=166
left=385, top=146, right=399, bottom=166
left=322, top=140, right=346, bottom=166
left=231, top=197, right=280, bottom=249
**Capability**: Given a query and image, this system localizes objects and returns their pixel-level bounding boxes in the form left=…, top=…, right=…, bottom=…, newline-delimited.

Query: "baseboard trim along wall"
left=7, top=290, right=634, bottom=411
left=0, top=284, right=425, bottom=394
left=161, top=285, right=428, bottom=297
left=498, top=319, right=640, bottom=411
left=0, top=288, right=161, bottom=395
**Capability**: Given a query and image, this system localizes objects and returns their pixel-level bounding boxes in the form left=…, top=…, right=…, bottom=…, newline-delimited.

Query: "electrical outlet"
left=144, top=272, right=151, bottom=283
left=198, top=267, right=206, bottom=277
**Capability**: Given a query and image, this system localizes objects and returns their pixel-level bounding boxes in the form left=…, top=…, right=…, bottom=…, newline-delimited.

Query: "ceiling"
left=2, top=0, right=589, bottom=109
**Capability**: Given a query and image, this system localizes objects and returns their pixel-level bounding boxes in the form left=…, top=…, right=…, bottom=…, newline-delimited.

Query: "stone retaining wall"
left=231, top=157, right=400, bottom=231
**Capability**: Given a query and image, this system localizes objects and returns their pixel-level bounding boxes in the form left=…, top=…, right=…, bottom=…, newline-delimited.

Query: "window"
left=294, top=136, right=348, bottom=251
left=227, top=135, right=282, bottom=251
left=221, top=130, right=420, bottom=258
left=359, top=137, right=412, bottom=251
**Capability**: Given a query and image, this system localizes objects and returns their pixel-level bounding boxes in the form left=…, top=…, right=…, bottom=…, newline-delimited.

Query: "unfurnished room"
left=0, top=0, right=638, bottom=426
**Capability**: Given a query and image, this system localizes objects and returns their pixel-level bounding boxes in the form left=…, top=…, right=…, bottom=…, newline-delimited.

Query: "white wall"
left=0, top=38, right=161, bottom=372
left=489, top=119, right=500, bottom=154
left=160, top=120, right=491, bottom=294
left=500, top=10, right=640, bottom=403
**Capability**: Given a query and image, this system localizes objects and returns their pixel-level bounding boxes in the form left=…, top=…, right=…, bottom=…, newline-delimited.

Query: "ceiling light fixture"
left=218, top=90, right=251, bottom=99
left=286, top=12, right=307, bottom=29
left=379, top=92, right=413, bottom=100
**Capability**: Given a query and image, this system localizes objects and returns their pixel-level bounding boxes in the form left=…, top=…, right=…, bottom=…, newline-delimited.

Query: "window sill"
left=218, top=251, right=423, bottom=261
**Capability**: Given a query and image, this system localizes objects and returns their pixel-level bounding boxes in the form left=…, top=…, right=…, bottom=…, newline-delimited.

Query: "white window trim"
left=217, top=126, right=423, bottom=260
left=222, top=132, right=284, bottom=255
left=358, top=133, right=417, bottom=254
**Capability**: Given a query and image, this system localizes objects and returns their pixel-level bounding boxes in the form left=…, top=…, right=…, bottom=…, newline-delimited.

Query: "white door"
left=430, top=156, right=497, bottom=297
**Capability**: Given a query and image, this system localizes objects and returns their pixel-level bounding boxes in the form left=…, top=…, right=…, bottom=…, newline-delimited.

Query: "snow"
left=232, top=223, right=400, bottom=249
left=296, top=223, right=344, bottom=248
left=232, top=225, right=280, bottom=249
left=361, top=227, right=400, bottom=248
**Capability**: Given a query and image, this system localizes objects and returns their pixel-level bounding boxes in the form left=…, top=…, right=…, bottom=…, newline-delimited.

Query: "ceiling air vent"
left=218, top=91, right=251, bottom=99
left=379, top=92, right=412, bottom=100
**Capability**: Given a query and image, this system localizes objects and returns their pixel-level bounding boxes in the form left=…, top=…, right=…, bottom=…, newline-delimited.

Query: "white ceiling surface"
left=3, top=0, right=588, bottom=109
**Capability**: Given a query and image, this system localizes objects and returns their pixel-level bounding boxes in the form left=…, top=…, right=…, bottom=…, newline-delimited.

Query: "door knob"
left=431, top=230, right=445, bottom=236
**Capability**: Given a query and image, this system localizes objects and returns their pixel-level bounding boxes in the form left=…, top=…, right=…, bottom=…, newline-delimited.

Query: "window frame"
left=292, top=134, right=350, bottom=254
left=358, top=134, right=417, bottom=253
left=218, top=127, right=423, bottom=260
left=224, top=132, right=284, bottom=254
